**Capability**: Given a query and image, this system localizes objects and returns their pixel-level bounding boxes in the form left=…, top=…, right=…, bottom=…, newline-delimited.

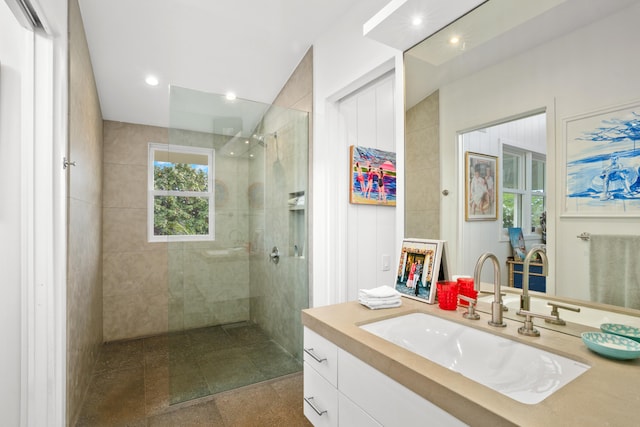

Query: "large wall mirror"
left=404, top=0, right=640, bottom=316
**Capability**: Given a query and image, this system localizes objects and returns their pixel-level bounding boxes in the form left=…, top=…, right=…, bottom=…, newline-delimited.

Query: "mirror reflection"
left=404, top=0, right=640, bottom=325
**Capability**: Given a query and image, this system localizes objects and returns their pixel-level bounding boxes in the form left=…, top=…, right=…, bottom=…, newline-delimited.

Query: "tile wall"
left=102, top=121, right=169, bottom=341
left=249, top=48, right=312, bottom=359
left=405, top=90, right=440, bottom=238
left=67, top=0, right=104, bottom=424
left=102, top=122, right=253, bottom=341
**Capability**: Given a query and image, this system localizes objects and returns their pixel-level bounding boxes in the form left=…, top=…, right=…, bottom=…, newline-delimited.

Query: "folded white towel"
left=358, top=295, right=401, bottom=305
left=358, top=285, right=400, bottom=299
left=358, top=298, right=402, bottom=310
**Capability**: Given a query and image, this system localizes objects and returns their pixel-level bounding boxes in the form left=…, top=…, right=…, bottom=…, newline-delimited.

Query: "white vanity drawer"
left=338, top=349, right=467, bottom=427
left=303, top=327, right=338, bottom=386
left=338, top=393, right=382, bottom=427
left=304, top=361, right=338, bottom=427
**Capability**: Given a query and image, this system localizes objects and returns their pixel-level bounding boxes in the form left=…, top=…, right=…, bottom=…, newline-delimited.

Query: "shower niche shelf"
left=289, top=191, right=305, bottom=258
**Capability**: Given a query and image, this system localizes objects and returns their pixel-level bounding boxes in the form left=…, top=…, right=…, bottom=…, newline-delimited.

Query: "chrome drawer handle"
left=304, top=347, right=327, bottom=363
left=304, top=396, right=327, bottom=416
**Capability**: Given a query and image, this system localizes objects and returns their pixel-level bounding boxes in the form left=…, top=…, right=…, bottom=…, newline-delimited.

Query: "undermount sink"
left=360, top=312, right=590, bottom=405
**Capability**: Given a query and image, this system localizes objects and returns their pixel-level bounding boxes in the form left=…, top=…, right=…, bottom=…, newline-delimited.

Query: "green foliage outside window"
left=153, top=163, right=209, bottom=236
left=502, top=193, right=515, bottom=229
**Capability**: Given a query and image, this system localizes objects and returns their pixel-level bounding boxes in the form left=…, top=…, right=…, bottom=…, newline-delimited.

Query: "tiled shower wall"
left=102, top=122, right=252, bottom=341
left=405, top=90, right=440, bottom=238
left=67, top=0, right=104, bottom=424
left=102, top=121, right=169, bottom=341
left=249, top=48, right=312, bottom=360
left=102, top=49, right=312, bottom=349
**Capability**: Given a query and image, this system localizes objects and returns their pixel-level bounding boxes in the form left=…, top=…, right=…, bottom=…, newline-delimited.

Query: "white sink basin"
left=360, top=313, right=590, bottom=404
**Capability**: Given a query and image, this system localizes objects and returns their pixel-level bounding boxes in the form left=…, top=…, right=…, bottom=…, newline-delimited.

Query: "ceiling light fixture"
left=449, top=36, right=460, bottom=45
left=225, top=92, right=237, bottom=101
left=145, top=75, right=159, bottom=86
left=411, top=16, right=423, bottom=26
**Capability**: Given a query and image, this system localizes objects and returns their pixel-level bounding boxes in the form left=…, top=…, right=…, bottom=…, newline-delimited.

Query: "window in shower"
left=148, top=142, right=215, bottom=242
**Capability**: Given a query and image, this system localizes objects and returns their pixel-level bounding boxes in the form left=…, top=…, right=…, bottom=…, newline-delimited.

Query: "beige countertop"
left=302, top=297, right=640, bottom=427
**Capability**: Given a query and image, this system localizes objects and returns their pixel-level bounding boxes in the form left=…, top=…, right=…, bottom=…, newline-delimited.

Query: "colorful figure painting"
left=565, top=102, right=640, bottom=215
left=349, top=145, right=397, bottom=206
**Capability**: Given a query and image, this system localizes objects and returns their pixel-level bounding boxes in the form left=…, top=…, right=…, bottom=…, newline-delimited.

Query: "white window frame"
left=501, top=146, right=546, bottom=237
left=147, top=142, right=215, bottom=242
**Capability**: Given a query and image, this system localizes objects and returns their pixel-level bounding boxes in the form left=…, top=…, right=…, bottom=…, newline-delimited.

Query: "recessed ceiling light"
left=449, top=36, right=461, bottom=45
left=411, top=16, right=423, bottom=26
left=145, top=75, right=159, bottom=86
left=225, top=92, right=237, bottom=101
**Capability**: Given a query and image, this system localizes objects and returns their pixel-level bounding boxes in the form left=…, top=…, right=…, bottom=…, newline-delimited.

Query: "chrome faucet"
left=517, top=248, right=548, bottom=315
left=474, top=252, right=505, bottom=327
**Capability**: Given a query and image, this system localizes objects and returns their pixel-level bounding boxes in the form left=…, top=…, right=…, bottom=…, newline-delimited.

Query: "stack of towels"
left=358, top=285, right=402, bottom=310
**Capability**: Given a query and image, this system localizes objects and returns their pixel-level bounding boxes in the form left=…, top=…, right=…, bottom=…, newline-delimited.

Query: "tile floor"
left=76, top=322, right=312, bottom=426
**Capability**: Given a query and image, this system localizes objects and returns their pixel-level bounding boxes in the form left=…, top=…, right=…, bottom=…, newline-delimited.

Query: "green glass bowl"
left=581, top=332, right=640, bottom=360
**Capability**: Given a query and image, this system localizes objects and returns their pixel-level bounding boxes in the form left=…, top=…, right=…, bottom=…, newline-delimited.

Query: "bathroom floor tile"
left=76, top=324, right=307, bottom=426
left=147, top=399, right=225, bottom=426
left=76, top=366, right=146, bottom=426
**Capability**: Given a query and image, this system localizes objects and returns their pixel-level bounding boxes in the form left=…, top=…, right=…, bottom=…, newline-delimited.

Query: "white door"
left=339, top=73, right=397, bottom=301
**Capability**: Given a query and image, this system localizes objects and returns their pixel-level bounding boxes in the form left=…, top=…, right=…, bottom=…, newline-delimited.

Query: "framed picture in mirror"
left=394, top=238, right=449, bottom=304
left=465, top=151, right=498, bottom=221
left=563, top=101, right=640, bottom=216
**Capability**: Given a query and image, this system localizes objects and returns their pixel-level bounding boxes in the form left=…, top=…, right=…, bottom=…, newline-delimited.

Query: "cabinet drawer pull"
left=304, top=396, right=327, bottom=416
left=304, top=347, right=327, bottom=363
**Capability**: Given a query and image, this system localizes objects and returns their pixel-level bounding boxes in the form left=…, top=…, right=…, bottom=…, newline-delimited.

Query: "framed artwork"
left=563, top=101, right=640, bottom=216
left=508, top=227, right=526, bottom=261
left=349, top=145, right=397, bottom=206
left=465, top=151, right=498, bottom=221
left=394, top=238, right=449, bottom=304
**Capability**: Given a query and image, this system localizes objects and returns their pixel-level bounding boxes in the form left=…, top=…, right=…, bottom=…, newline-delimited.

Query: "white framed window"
left=148, top=143, right=215, bottom=242
left=502, top=146, right=546, bottom=234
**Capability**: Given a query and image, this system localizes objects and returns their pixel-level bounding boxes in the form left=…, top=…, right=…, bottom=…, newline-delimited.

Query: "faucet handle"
left=517, top=309, right=558, bottom=337
left=545, top=302, right=581, bottom=325
left=458, top=294, right=480, bottom=320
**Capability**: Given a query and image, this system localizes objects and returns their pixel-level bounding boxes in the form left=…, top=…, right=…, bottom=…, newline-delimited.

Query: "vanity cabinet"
left=303, top=327, right=377, bottom=426
left=303, top=327, right=465, bottom=427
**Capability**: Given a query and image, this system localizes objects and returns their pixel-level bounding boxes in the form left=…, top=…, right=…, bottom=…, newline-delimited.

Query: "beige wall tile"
left=406, top=91, right=440, bottom=239
left=103, top=121, right=167, bottom=166
left=103, top=163, right=147, bottom=208
left=103, top=207, right=152, bottom=253
left=68, top=0, right=104, bottom=423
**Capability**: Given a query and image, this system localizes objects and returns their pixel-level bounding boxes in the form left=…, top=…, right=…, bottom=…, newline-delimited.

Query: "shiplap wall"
left=339, top=74, right=397, bottom=301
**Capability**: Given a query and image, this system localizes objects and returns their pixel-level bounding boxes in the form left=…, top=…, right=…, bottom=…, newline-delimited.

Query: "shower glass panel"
left=166, top=86, right=309, bottom=404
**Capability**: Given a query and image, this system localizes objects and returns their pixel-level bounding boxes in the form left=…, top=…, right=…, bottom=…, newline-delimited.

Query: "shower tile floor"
left=76, top=322, right=311, bottom=426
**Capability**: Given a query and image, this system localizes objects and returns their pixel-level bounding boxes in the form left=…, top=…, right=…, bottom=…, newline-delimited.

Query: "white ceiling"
left=77, top=0, right=367, bottom=130
left=403, top=0, right=638, bottom=110
left=80, top=0, right=636, bottom=133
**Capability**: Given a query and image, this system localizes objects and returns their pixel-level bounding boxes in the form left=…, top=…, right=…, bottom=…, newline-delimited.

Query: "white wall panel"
left=341, top=74, right=397, bottom=300
left=0, top=4, right=29, bottom=423
left=311, top=0, right=403, bottom=307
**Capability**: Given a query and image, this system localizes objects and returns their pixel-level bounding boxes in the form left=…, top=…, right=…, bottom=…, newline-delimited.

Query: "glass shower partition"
left=164, top=86, right=309, bottom=404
